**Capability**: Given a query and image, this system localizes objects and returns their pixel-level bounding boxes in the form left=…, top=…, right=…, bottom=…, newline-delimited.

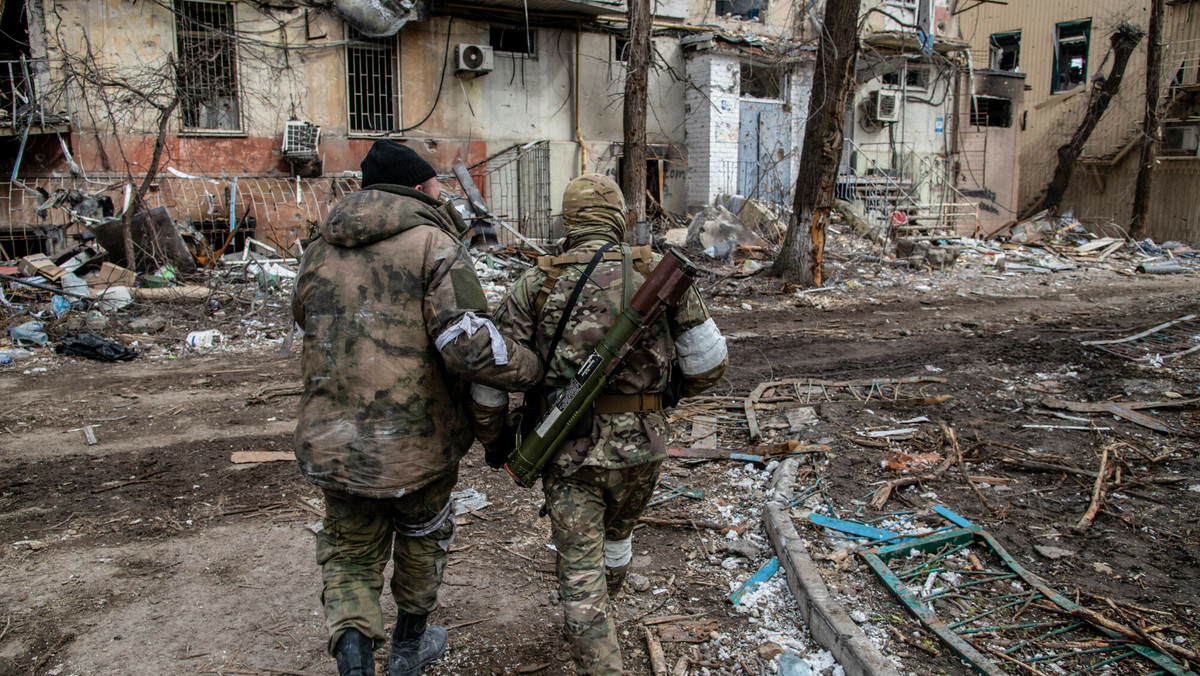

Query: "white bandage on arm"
left=604, top=535, right=633, bottom=568
left=674, top=318, right=727, bottom=375
left=435, top=311, right=509, bottom=365
left=471, top=383, right=507, bottom=407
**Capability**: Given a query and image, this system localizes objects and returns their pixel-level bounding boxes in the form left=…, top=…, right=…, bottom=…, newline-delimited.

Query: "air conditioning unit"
left=455, top=44, right=494, bottom=75
left=871, top=90, right=901, bottom=123
left=282, top=120, right=320, bottom=161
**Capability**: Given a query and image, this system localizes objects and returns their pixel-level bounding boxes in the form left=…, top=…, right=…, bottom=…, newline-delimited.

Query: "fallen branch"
left=644, top=626, right=669, bottom=676
left=1074, top=447, right=1111, bottom=532
left=1036, top=602, right=1200, bottom=664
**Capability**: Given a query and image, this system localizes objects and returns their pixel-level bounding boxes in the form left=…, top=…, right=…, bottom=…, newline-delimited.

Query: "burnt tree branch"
left=771, top=0, right=863, bottom=286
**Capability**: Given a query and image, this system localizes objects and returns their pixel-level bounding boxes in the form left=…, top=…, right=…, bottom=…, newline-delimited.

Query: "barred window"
left=175, top=1, right=241, bottom=132
left=346, top=29, right=397, bottom=133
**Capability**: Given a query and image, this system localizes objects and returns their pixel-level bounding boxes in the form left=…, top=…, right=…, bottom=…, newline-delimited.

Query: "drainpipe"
left=575, top=21, right=588, bottom=172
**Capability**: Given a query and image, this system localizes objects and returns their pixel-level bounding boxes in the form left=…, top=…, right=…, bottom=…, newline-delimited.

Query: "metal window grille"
left=471, top=141, right=552, bottom=245
left=175, top=1, right=241, bottom=131
left=346, top=30, right=396, bottom=133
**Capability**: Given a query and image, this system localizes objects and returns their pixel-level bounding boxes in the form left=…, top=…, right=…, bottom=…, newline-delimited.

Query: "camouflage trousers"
left=316, top=470, right=457, bottom=656
left=543, top=460, right=664, bottom=676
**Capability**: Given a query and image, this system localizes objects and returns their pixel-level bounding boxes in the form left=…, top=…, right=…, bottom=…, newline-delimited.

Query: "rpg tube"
left=504, top=249, right=697, bottom=487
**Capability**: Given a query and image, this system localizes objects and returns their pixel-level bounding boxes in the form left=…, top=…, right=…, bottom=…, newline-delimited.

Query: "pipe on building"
left=576, top=22, right=588, bottom=173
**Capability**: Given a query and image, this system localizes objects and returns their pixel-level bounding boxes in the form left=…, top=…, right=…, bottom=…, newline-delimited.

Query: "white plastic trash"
left=185, top=329, right=223, bottom=349
left=94, top=286, right=133, bottom=312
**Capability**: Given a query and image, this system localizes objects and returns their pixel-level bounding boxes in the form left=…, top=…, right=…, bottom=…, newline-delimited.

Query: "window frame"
left=345, top=27, right=399, bottom=136
left=989, top=31, right=1021, bottom=72
left=174, top=0, right=244, bottom=136
left=1051, top=19, right=1091, bottom=95
left=489, top=25, right=537, bottom=58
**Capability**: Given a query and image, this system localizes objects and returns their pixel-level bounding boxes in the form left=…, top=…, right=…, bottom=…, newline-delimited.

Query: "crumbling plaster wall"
left=684, top=51, right=740, bottom=211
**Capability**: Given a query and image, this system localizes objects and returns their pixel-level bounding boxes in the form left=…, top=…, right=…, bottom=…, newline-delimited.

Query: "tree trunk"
left=1130, top=0, right=1164, bottom=240
left=1024, top=23, right=1145, bottom=218
left=125, top=96, right=179, bottom=270
left=622, top=0, right=650, bottom=243
left=771, top=0, right=862, bottom=285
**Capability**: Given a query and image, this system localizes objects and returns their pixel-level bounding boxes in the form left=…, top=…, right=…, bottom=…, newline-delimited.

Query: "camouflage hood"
left=562, top=174, right=627, bottom=248
left=320, top=184, right=466, bottom=247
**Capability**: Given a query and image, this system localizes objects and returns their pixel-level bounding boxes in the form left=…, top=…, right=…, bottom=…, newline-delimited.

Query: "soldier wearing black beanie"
left=360, top=139, right=437, bottom=189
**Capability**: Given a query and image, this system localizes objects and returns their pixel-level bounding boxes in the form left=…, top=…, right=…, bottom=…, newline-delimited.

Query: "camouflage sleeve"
left=469, top=268, right=546, bottom=444
left=669, top=287, right=728, bottom=398
left=423, top=231, right=543, bottom=393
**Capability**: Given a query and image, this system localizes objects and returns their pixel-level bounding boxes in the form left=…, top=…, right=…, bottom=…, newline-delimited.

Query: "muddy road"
left=0, top=271, right=1196, bottom=676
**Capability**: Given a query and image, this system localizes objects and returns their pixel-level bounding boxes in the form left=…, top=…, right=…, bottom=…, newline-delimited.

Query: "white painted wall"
left=684, top=51, right=741, bottom=210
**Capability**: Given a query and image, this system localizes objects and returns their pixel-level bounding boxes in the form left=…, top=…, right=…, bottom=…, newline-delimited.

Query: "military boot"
left=387, top=610, right=448, bottom=676
left=606, top=562, right=631, bottom=599
left=334, top=628, right=376, bottom=676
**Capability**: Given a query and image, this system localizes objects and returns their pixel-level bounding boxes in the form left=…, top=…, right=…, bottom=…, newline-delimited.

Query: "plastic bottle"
left=51, top=295, right=71, bottom=317
left=8, top=321, right=49, bottom=345
left=0, top=348, right=34, bottom=364
left=185, top=329, right=223, bottom=349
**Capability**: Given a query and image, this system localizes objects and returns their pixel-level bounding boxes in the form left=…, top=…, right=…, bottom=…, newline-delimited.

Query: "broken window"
left=175, top=1, right=241, bottom=132
left=989, top=32, right=1020, bottom=72
left=490, top=26, right=535, bottom=56
left=970, top=96, right=1013, bottom=128
left=882, top=64, right=929, bottom=90
left=614, top=37, right=629, bottom=63
left=1052, top=20, right=1090, bottom=94
left=715, top=0, right=763, bottom=22
left=1161, top=120, right=1200, bottom=158
left=346, top=29, right=397, bottom=134
left=740, top=62, right=785, bottom=100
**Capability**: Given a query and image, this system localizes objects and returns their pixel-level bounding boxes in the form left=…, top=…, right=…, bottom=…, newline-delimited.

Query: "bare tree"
left=622, top=0, right=651, bottom=242
left=1022, top=22, right=1145, bottom=218
left=771, top=0, right=863, bottom=286
left=1130, top=0, right=1164, bottom=240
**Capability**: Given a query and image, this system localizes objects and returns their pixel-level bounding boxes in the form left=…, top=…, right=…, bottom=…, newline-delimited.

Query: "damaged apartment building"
left=0, top=0, right=1018, bottom=261
left=961, top=0, right=1200, bottom=243
left=0, top=0, right=815, bottom=259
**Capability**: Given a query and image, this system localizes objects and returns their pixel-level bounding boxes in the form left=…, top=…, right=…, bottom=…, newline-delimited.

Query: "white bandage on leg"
left=674, top=318, right=727, bottom=375
left=471, top=383, right=507, bottom=407
left=604, top=535, right=633, bottom=568
left=435, top=311, right=509, bottom=365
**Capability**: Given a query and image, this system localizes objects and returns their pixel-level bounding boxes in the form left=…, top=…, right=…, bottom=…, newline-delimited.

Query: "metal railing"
left=841, top=137, right=978, bottom=237
left=469, top=141, right=553, bottom=246
left=0, top=58, right=70, bottom=134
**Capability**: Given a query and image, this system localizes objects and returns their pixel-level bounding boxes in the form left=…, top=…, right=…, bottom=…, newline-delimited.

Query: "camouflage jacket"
left=491, top=239, right=727, bottom=475
left=292, top=184, right=542, bottom=498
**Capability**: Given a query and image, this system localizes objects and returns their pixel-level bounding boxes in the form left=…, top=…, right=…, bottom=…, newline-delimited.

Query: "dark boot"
left=387, top=610, right=448, bottom=676
left=334, top=628, right=376, bottom=676
left=605, top=563, right=631, bottom=599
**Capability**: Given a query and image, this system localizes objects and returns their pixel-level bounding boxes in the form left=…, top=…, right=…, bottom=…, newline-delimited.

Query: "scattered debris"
left=1083, top=314, right=1200, bottom=362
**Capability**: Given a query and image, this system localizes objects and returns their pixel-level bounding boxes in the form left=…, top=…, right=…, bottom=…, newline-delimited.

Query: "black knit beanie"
left=360, top=140, right=437, bottom=189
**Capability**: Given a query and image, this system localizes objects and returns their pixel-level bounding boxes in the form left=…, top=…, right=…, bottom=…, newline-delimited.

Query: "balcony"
left=0, top=59, right=71, bottom=137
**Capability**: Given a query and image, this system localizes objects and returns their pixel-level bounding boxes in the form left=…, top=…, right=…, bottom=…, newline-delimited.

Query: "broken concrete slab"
left=685, top=205, right=768, bottom=257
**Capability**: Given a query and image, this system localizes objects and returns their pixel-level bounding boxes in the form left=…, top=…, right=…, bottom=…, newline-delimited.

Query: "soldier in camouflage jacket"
left=473, top=174, right=728, bottom=675
left=292, top=140, right=542, bottom=676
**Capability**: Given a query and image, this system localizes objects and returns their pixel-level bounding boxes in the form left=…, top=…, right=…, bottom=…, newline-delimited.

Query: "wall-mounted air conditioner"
left=455, top=44, right=494, bottom=75
left=281, top=120, right=320, bottom=161
left=871, top=90, right=901, bottom=123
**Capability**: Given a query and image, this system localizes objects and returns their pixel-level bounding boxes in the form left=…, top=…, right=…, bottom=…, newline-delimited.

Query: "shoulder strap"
left=543, top=242, right=615, bottom=375
left=534, top=255, right=562, bottom=317
left=534, top=245, right=652, bottom=316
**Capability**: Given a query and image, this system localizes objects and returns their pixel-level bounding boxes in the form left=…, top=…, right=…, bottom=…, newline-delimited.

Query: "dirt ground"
left=0, top=259, right=1198, bottom=676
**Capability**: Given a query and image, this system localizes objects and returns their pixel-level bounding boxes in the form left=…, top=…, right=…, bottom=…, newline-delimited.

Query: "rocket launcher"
left=504, top=249, right=699, bottom=487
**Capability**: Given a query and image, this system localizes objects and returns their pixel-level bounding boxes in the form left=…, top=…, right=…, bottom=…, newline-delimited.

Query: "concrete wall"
left=954, top=70, right=1024, bottom=235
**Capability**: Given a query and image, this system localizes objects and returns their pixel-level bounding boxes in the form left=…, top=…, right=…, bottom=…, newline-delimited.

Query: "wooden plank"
left=231, top=451, right=295, bottom=464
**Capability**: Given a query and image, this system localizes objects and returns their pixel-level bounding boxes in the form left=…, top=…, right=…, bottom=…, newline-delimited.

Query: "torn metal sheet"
left=1082, top=314, right=1200, bottom=361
